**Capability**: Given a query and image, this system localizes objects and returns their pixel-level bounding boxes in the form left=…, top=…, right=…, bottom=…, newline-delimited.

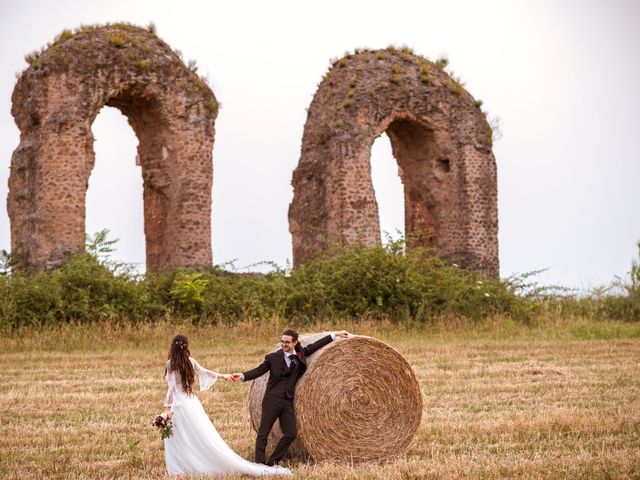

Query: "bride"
left=162, top=335, right=292, bottom=476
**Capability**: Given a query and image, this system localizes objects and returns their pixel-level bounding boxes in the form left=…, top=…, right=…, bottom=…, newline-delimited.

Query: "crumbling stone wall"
left=8, top=24, right=217, bottom=272
left=289, top=49, right=499, bottom=277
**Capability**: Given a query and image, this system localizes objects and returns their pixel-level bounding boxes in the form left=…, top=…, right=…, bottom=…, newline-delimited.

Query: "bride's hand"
left=220, top=374, right=232, bottom=381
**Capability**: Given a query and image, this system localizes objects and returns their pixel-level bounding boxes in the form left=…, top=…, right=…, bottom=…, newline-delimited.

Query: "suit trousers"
left=256, top=394, right=297, bottom=465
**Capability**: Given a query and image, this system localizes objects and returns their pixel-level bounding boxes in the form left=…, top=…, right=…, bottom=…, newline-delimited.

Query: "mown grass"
left=1, top=318, right=639, bottom=479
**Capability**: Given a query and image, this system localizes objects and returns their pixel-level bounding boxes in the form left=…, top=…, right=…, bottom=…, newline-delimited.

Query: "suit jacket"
left=242, top=334, right=334, bottom=398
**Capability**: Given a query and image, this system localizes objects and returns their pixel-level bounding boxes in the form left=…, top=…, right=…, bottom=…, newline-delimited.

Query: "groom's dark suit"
left=242, top=334, right=334, bottom=465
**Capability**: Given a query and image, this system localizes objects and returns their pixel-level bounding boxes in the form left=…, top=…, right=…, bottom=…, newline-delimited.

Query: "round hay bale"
left=247, top=332, right=422, bottom=462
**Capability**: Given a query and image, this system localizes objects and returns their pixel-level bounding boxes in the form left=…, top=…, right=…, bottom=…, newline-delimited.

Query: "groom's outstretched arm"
left=303, top=330, right=349, bottom=356
left=239, top=355, right=272, bottom=382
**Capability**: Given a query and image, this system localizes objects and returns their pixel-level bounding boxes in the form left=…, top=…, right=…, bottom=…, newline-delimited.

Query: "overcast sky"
left=1, top=0, right=639, bottom=290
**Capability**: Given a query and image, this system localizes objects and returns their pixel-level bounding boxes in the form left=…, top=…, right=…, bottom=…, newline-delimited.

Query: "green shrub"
left=0, top=273, right=62, bottom=328
left=285, top=240, right=532, bottom=323
left=107, top=33, right=125, bottom=48
left=197, top=268, right=290, bottom=324
left=134, top=59, right=150, bottom=70
left=2, top=235, right=638, bottom=330
left=0, top=254, right=152, bottom=329
left=170, top=272, right=208, bottom=315
left=55, top=254, right=149, bottom=322
left=54, top=29, right=74, bottom=42
left=435, top=56, right=449, bottom=70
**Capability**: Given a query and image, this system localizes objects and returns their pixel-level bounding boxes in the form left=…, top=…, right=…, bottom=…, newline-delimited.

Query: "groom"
left=232, top=328, right=348, bottom=466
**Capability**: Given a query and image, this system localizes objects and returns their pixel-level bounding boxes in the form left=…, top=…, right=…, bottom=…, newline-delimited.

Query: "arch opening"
left=384, top=117, right=443, bottom=251
left=87, top=106, right=145, bottom=270
left=106, top=90, right=175, bottom=270
left=369, top=133, right=405, bottom=244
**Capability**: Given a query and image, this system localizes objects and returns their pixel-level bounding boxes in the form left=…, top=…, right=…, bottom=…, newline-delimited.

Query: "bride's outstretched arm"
left=190, top=357, right=231, bottom=391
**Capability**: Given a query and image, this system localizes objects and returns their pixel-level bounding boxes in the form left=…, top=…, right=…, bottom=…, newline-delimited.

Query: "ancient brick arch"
left=289, top=49, right=499, bottom=277
left=8, top=24, right=217, bottom=272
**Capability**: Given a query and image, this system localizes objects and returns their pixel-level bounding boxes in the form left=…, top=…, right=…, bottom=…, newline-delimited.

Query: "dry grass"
left=1, top=318, right=639, bottom=479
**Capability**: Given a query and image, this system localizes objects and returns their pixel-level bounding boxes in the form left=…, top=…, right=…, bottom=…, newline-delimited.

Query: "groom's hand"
left=230, top=373, right=243, bottom=382
left=334, top=330, right=349, bottom=338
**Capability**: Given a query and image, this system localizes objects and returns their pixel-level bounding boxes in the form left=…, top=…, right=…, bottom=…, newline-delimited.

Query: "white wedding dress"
left=163, top=357, right=292, bottom=476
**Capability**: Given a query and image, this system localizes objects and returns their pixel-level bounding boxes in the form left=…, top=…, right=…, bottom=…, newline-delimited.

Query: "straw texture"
left=247, top=332, right=423, bottom=462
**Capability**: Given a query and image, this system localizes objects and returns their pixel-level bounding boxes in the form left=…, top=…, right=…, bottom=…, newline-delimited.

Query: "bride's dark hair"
left=167, top=335, right=195, bottom=395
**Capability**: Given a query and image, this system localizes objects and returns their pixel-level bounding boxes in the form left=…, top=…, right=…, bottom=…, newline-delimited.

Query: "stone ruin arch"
left=8, top=24, right=217, bottom=272
left=289, top=49, right=499, bottom=277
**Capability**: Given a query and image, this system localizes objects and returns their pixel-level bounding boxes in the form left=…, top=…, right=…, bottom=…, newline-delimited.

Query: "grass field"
left=1, top=317, right=639, bottom=479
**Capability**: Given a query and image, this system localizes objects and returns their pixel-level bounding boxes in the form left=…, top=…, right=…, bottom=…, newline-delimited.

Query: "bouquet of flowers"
left=153, top=412, right=174, bottom=440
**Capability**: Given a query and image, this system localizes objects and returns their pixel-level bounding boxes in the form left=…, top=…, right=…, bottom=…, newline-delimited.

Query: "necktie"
left=288, top=354, right=297, bottom=368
